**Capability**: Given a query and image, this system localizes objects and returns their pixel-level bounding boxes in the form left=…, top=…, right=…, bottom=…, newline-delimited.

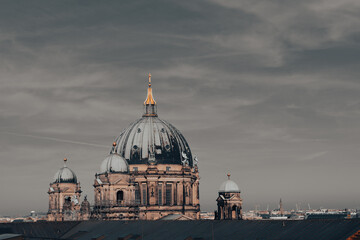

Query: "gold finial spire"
left=144, top=73, right=156, bottom=105
left=227, top=173, right=231, bottom=179
left=64, top=158, right=67, bottom=166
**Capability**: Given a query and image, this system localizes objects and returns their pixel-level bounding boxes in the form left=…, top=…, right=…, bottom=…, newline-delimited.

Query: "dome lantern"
left=143, top=73, right=157, bottom=117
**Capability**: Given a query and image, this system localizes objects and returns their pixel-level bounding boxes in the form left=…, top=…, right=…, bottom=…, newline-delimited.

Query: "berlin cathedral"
left=47, top=74, right=241, bottom=221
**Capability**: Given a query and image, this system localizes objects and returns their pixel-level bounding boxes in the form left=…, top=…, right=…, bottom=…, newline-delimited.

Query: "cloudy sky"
left=1, top=0, right=360, bottom=216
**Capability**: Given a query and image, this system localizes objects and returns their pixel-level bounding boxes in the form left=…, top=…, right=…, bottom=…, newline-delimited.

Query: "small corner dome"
left=219, top=179, right=240, bottom=193
left=100, top=153, right=129, bottom=174
left=53, top=167, right=77, bottom=183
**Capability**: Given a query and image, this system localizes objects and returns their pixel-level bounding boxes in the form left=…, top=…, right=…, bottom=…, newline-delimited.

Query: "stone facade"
left=47, top=179, right=82, bottom=221
left=92, top=163, right=200, bottom=220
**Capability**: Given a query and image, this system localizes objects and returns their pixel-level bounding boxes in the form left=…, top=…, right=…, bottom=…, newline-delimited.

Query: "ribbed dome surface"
left=112, top=116, right=193, bottom=166
left=219, top=180, right=240, bottom=193
left=100, top=153, right=129, bottom=173
left=53, top=167, right=77, bottom=183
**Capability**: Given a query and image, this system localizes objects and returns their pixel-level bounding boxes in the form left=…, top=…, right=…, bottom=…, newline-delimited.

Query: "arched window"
left=63, top=196, right=72, bottom=211
left=117, top=190, right=124, bottom=202
left=197, top=185, right=199, bottom=199
left=135, top=184, right=140, bottom=204
left=142, top=184, right=147, bottom=205
left=165, top=184, right=172, bottom=206
left=232, top=205, right=237, bottom=219
left=158, top=183, right=163, bottom=205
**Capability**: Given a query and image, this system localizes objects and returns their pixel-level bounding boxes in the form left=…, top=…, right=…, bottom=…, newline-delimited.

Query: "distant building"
left=200, top=211, right=215, bottom=220
left=215, top=174, right=242, bottom=220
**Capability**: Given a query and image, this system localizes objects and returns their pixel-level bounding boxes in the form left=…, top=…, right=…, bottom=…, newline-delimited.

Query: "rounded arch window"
left=117, top=190, right=124, bottom=201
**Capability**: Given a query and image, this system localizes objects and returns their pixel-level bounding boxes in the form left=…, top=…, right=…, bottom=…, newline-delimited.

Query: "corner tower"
left=93, top=74, right=200, bottom=220
left=47, top=158, right=82, bottom=221
left=215, top=174, right=242, bottom=220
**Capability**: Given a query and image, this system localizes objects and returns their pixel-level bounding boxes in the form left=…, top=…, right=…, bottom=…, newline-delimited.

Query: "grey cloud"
left=0, top=0, right=360, bottom=215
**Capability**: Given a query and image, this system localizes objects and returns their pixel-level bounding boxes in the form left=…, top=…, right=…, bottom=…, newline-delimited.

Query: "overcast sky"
left=1, top=0, right=360, bottom=216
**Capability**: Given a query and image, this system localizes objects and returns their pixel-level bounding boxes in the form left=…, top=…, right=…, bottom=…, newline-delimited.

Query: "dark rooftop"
left=1, top=219, right=360, bottom=240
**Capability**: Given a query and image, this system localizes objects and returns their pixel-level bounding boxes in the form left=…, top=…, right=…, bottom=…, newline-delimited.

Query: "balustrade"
left=94, top=199, right=140, bottom=208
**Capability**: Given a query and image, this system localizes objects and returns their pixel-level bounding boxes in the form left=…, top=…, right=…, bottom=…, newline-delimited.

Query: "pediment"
left=216, top=195, right=225, bottom=202
left=113, top=177, right=129, bottom=185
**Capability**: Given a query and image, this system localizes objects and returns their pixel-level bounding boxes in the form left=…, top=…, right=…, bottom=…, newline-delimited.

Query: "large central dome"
left=111, top=74, right=193, bottom=166
left=112, top=117, right=192, bottom=165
